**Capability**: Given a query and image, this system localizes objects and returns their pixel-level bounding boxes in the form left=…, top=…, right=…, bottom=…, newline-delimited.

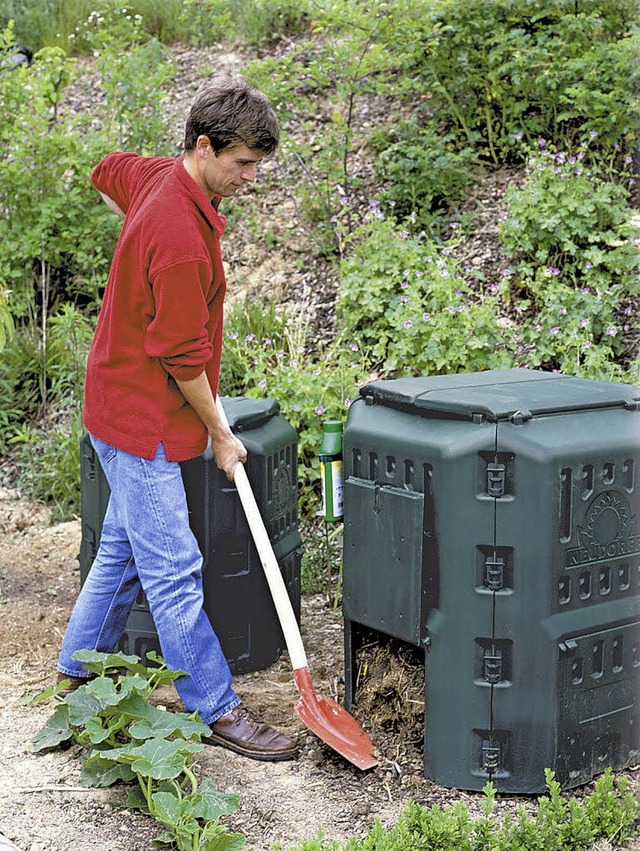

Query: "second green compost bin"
left=342, top=368, right=640, bottom=793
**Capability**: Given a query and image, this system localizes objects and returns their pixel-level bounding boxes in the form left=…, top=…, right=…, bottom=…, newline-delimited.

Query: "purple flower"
left=578, top=319, right=588, bottom=328
left=229, top=331, right=239, bottom=340
left=403, top=320, right=412, bottom=329
left=330, top=215, right=338, bottom=223
left=258, top=379, right=267, bottom=388
left=514, top=132, right=524, bottom=140
left=581, top=341, right=591, bottom=349
left=559, top=306, right=567, bottom=316
left=315, top=405, right=325, bottom=415
left=400, top=280, right=409, bottom=289
left=550, top=326, right=560, bottom=335
left=400, top=231, right=409, bottom=238
left=401, top=295, right=410, bottom=303
left=489, top=284, right=499, bottom=294
left=582, top=287, right=590, bottom=295
left=264, top=337, right=273, bottom=345
left=454, top=290, right=463, bottom=297
left=624, top=305, right=633, bottom=315
left=585, top=262, right=593, bottom=269
left=442, top=247, right=452, bottom=255
left=345, top=399, right=353, bottom=408
left=606, top=326, right=617, bottom=336
left=625, top=156, right=633, bottom=164
left=423, top=313, right=431, bottom=321
left=440, top=270, right=449, bottom=279
left=538, top=138, right=546, bottom=147
left=245, top=333, right=256, bottom=342
left=547, top=266, right=561, bottom=276
left=368, top=200, right=381, bottom=213
left=276, top=350, right=284, bottom=359
left=589, top=130, right=598, bottom=138
left=500, top=269, right=512, bottom=276
left=449, top=222, right=459, bottom=229
left=349, top=343, right=359, bottom=352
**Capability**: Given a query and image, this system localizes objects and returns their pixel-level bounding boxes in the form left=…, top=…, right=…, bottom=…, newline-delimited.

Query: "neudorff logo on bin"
left=565, top=491, right=640, bottom=567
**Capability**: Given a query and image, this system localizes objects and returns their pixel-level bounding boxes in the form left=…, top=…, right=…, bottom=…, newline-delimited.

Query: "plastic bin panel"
left=343, top=479, right=424, bottom=644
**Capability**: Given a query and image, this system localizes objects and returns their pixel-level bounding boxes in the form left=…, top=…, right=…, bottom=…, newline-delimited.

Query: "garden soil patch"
left=0, top=489, right=638, bottom=851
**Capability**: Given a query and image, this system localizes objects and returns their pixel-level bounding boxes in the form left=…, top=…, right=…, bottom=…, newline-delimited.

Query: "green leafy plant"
left=220, top=309, right=370, bottom=501
left=497, top=141, right=639, bottom=378
left=372, top=121, right=477, bottom=228
left=244, top=0, right=417, bottom=255
left=411, top=0, right=638, bottom=164
left=338, top=213, right=514, bottom=377
left=499, top=141, right=638, bottom=283
left=82, top=4, right=176, bottom=153
left=23, top=650, right=246, bottom=851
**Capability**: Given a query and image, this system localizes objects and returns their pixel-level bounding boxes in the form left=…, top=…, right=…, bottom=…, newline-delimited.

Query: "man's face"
left=200, top=140, right=263, bottom=199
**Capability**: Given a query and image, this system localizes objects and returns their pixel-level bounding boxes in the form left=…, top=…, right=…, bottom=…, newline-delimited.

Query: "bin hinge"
left=481, top=740, right=502, bottom=774
left=484, top=555, right=505, bottom=591
left=487, top=462, right=506, bottom=497
left=483, top=647, right=503, bottom=684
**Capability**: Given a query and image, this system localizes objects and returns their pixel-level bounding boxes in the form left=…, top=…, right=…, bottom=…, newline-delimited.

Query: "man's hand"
left=99, top=191, right=126, bottom=220
left=175, top=374, right=247, bottom=480
left=209, top=422, right=247, bottom=481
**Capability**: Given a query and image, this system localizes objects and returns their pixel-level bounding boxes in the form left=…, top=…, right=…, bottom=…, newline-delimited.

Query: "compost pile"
left=354, top=639, right=425, bottom=776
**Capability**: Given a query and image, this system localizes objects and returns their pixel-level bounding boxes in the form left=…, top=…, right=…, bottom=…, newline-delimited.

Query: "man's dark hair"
left=184, top=76, right=279, bottom=155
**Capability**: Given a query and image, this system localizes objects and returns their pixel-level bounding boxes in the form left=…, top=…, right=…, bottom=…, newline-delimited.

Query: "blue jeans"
left=58, top=435, right=241, bottom=725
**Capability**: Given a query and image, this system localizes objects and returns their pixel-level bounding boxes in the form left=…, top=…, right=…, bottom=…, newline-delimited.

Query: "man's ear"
left=195, top=135, right=212, bottom=157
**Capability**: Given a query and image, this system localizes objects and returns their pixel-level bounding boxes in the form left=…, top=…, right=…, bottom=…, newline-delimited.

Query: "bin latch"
left=483, top=647, right=503, bottom=684
left=484, top=555, right=505, bottom=590
left=481, top=740, right=502, bottom=774
left=487, top=462, right=506, bottom=497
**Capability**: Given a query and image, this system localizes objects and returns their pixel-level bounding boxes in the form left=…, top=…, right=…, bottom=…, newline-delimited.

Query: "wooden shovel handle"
left=216, top=397, right=308, bottom=670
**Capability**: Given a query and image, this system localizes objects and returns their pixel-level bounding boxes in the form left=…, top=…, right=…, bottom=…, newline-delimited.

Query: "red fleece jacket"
left=84, top=152, right=227, bottom=462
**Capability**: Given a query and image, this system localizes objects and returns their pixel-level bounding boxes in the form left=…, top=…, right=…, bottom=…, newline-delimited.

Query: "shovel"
left=216, top=397, right=377, bottom=770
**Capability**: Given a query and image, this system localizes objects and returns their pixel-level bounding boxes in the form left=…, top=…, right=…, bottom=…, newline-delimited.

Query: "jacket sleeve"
left=143, top=260, right=219, bottom=382
left=91, top=152, right=148, bottom=216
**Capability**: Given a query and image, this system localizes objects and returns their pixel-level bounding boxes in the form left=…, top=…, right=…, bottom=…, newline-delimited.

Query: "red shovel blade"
left=293, top=666, right=377, bottom=771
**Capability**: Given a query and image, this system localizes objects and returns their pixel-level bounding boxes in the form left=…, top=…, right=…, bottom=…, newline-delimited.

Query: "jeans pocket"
left=90, top=434, right=117, bottom=465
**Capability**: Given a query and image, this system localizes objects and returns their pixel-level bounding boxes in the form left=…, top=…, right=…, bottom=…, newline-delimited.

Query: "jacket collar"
left=174, top=156, right=226, bottom=237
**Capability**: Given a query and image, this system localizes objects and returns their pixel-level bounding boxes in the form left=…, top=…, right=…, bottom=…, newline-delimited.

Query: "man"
left=57, top=77, right=297, bottom=762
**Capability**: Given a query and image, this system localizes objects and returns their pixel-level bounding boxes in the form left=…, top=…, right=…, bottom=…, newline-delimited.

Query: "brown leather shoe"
left=56, top=672, right=95, bottom=697
left=204, top=704, right=298, bottom=762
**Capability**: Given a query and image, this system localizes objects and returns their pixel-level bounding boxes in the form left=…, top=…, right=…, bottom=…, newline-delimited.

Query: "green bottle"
left=319, top=420, right=343, bottom=522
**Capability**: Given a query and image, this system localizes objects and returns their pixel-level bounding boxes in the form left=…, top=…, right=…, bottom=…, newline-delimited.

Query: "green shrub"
left=221, top=316, right=370, bottom=500
left=338, top=215, right=514, bottom=376
left=499, top=143, right=638, bottom=283
left=279, top=769, right=640, bottom=850
left=411, top=0, right=638, bottom=163
left=10, top=407, right=84, bottom=520
left=497, top=141, right=639, bottom=378
left=372, top=122, right=477, bottom=227
left=244, top=0, right=416, bottom=254
left=179, top=0, right=234, bottom=46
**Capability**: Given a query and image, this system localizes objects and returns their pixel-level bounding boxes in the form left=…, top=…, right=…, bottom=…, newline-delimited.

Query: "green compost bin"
left=342, top=368, right=640, bottom=793
left=79, top=396, right=302, bottom=675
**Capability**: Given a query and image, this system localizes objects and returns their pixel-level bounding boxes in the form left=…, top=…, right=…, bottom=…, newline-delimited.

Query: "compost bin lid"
left=219, top=396, right=280, bottom=431
left=359, top=369, right=640, bottom=422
